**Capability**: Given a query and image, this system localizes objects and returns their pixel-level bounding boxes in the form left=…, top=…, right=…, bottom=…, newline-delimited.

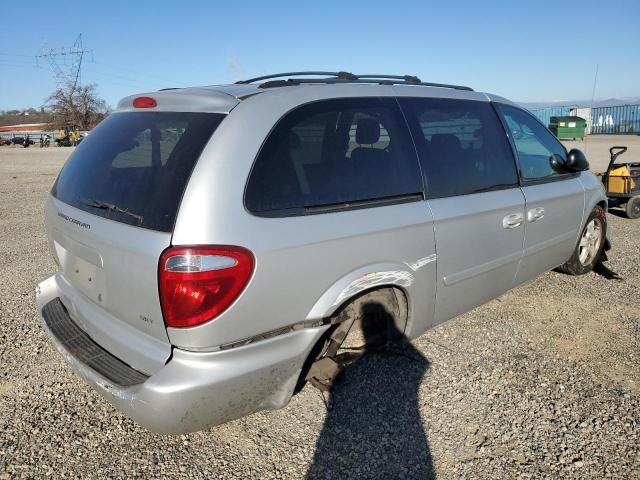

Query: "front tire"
left=558, top=205, right=607, bottom=275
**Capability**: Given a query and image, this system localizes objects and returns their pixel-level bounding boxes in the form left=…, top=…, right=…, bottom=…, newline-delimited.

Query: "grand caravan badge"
left=58, top=211, right=91, bottom=229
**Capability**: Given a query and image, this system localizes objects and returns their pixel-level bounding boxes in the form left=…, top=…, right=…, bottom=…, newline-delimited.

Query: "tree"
left=47, top=83, right=109, bottom=130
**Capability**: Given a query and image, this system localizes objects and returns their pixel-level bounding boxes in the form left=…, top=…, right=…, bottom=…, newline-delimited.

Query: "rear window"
left=51, top=112, right=224, bottom=232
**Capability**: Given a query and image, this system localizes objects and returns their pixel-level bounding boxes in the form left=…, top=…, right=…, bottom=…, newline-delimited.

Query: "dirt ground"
left=0, top=144, right=638, bottom=479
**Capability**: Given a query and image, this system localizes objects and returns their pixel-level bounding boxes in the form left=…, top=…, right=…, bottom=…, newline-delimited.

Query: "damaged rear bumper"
left=36, top=274, right=329, bottom=434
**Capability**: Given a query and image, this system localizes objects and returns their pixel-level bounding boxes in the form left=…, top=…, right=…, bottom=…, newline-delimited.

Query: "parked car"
left=36, top=72, right=609, bottom=434
left=0, top=137, right=10, bottom=146
left=9, top=136, right=35, bottom=147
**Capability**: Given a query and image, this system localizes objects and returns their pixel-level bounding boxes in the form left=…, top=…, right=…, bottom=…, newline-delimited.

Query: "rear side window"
left=496, top=104, right=568, bottom=181
left=245, top=98, right=423, bottom=215
left=399, top=98, right=518, bottom=199
left=52, top=112, right=224, bottom=232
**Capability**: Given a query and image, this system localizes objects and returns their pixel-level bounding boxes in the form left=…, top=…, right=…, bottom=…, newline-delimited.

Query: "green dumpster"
left=549, top=116, right=587, bottom=140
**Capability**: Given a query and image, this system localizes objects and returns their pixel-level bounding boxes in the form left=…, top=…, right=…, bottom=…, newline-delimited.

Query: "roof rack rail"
left=356, top=74, right=422, bottom=83
left=235, top=71, right=473, bottom=91
left=236, top=71, right=356, bottom=84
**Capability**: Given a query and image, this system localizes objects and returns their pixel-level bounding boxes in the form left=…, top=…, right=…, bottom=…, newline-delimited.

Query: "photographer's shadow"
left=307, top=301, right=435, bottom=479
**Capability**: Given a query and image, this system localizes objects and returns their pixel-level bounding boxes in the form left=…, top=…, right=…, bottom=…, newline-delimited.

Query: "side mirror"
left=565, top=148, right=589, bottom=172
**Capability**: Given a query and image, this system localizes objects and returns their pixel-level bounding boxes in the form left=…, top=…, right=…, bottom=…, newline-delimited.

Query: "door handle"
left=527, top=207, right=545, bottom=222
left=503, top=213, right=524, bottom=229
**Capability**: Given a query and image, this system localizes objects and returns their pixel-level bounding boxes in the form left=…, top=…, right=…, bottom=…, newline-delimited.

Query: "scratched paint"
left=334, top=270, right=414, bottom=307
left=405, top=254, right=436, bottom=272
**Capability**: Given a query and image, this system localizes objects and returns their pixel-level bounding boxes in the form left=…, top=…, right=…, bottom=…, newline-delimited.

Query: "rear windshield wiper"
left=80, top=199, right=145, bottom=224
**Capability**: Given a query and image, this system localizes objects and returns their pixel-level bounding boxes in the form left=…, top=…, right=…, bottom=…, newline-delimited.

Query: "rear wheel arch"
left=305, top=263, right=416, bottom=321
left=329, top=285, right=409, bottom=335
left=294, top=286, right=409, bottom=393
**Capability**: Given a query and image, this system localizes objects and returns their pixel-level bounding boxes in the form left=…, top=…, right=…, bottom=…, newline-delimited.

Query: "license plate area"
left=53, top=237, right=107, bottom=306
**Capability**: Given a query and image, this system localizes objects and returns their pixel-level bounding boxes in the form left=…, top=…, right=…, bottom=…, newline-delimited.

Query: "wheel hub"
left=578, top=219, right=602, bottom=266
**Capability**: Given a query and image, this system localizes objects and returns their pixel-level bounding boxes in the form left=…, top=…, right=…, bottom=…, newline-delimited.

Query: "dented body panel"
left=37, top=274, right=329, bottom=433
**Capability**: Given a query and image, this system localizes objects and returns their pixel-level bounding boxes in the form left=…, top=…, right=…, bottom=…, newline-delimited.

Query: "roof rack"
left=235, top=71, right=473, bottom=91
left=236, top=71, right=356, bottom=84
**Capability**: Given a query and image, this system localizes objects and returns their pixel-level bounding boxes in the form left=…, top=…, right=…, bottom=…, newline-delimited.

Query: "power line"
left=0, top=64, right=40, bottom=68
left=2, top=42, right=187, bottom=90
left=0, top=58, right=38, bottom=65
left=1, top=61, right=167, bottom=92
left=83, top=65, right=176, bottom=89
left=90, top=60, right=188, bottom=87
left=82, top=69, right=157, bottom=91
left=0, top=62, right=43, bottom=69
left=0, top=58, right=42, bottom=68
left=84, top=77, right=153, bottom=91
left=0, top=52, right=33, bottom=57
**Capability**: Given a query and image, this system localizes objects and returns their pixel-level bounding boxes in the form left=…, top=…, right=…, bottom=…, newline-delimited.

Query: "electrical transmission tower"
left=36, top=34, right=91, bottom=91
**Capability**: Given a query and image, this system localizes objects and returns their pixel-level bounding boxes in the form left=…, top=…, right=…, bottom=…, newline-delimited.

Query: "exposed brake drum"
left=305, top=287, right=407, bottom=392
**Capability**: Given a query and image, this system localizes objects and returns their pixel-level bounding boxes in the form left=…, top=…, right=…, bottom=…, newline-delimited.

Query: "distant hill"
left=0, top=110, right=53, bottom=128
left=519, top=97, right=640, bottom=109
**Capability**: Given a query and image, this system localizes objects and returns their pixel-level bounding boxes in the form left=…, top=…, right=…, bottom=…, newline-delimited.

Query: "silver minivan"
left=36, top=72, right=609, bottom=433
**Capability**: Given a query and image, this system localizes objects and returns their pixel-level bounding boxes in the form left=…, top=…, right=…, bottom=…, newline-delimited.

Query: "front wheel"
left=626, top=196, right=640, bottom=219
left=558, top=205, right=607, bottom=275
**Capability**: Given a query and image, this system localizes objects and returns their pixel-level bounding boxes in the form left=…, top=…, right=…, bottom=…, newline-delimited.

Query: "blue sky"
left=1, top=0, right=639, bottom=110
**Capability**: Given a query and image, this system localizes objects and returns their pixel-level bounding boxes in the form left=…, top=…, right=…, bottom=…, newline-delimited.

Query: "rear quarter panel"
left=170, top=85, right=442, bottom=349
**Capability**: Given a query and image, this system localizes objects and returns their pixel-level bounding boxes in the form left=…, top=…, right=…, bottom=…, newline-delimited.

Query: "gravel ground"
left=1, top=146, right=638, bottom=479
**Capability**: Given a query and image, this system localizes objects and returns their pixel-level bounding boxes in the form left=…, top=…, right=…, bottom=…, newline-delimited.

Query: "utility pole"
left=36, top=34, right=91, bottom=92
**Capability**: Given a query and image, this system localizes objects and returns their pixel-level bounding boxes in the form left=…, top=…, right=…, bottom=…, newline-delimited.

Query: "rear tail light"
left=158, top=246, right=254, bottom=328
left=133, top=96, right=157, bottom=108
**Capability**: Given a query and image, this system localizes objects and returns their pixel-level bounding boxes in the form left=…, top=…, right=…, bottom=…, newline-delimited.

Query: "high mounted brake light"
left=159, top=246, right=254, bottom=328
left=133, top=96, right=157, bottom=108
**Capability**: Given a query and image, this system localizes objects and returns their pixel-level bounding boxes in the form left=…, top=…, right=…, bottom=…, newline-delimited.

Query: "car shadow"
left=306, top=302, right=435, bottom=479
left=593, top=255, right=623, bottom=280
left=606, top=207, right=628, bottom=219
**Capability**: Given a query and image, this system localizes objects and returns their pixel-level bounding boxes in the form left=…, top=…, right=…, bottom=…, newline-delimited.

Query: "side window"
left=399, top=98, right=518, bottom=199
left=497, top=104, right=568, bottom=181
left=245, top=98, right=423, bottom=215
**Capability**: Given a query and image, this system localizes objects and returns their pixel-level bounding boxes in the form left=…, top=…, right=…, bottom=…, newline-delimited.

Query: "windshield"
left=51, top=111, right=225, bottom=232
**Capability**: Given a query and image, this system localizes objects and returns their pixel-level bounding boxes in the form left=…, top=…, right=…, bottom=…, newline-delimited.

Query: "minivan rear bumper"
left=36, top=274, right=329, bottom=434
